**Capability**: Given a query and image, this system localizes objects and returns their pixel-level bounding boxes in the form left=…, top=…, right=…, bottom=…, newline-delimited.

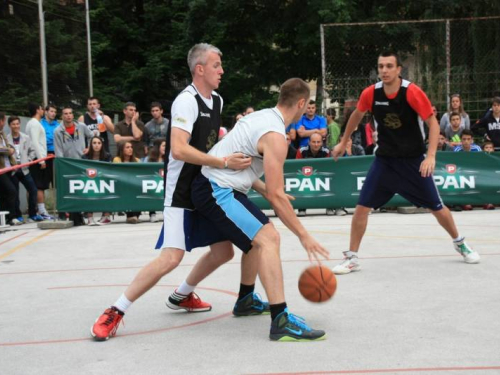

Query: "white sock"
left=177, top=281, right=195, bottom=296
left=37, top=203, right=47, bottom=214
left=453, top=236, right=464, bottom=242
left=113, top=293, right=133, bottom=313
left=343, top=251, right=358, bottom=259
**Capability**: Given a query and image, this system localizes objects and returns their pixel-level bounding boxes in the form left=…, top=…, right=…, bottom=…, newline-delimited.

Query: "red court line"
left=0, top=284, right=237, bottom=347
left=0, top=232, right=28, bottom=248
left=243, top=365, right=500, bottom=375
left=1, top=253, right=499, bottom=276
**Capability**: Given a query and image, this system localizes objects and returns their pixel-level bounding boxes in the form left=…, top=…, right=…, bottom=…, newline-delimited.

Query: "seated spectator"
left=286, top=133, right=296, bottom=160
left=0, top=112, right=19, bottom=226
left=364, top=118, right=377, bottom=155
left=440, top=94, right=470, bottom=132
left=445, top=112, right=464, bottom=147
left=54, top=107, right=95, bottom=159
left=244, top=106, right=254, bottom=116
left=82, top=136, right=112, bottom=225
left=344, top=108, right=367, bottom=150
left=482, top=141, right=495, bottom=210
left=472, top=97, right=500, bottom=151
left=437, top=131, right=454, bottom=151
left=453, top=129, right=482, bottom=152
left=7, top=116, right=42, bottom=223
left=114, top=141, right=141, bottom=224
left=144, top=139, right=166, bottom=223
left=326, top=108, right=341, bottom=150
left=295, top=133, right=331, bottom=217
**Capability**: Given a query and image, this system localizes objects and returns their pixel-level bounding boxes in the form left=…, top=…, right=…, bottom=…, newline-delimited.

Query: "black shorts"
left=358, top=155, right=444, bottom=211
left=30, top=156, right=53, bottom=190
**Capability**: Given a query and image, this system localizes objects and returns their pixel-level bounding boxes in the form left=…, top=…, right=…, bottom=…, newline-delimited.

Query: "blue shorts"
left=358, top=155, right=444, bottom=211
left=190, top=174, right=269, bottom=253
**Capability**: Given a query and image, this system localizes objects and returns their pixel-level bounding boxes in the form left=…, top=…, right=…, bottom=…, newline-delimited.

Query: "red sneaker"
left=91, top=307, right=124, bottom=341
left=166, top=291, right=212, bottom=312
left=462, top=205, right=473, bottom=211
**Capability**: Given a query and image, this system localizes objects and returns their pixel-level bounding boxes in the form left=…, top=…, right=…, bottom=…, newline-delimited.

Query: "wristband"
left=222, top=157, right=228, bottom=169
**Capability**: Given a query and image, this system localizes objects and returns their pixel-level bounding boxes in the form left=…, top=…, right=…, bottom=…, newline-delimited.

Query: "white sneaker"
left=335, top=208, right=347, bottom=216
left=88, top=217, right=100, bottom=226
left=453, top=238, right=480, bottom=264
left=10, top=218, right=22, bottom=226
left=332, top=256, right=361, bottom=275
left=150, top=213, right=159, bottom=223
left=326, top=209, right=335, bottom=216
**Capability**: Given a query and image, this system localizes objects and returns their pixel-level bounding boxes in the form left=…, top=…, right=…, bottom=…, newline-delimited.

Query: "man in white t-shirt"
left=178, top=78, right=330, bottom=341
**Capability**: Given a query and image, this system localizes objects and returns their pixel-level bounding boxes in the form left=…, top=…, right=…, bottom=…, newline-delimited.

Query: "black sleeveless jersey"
left=83, top=112, right=110, bottom=152
left=372, top=80, right=426, bottom=158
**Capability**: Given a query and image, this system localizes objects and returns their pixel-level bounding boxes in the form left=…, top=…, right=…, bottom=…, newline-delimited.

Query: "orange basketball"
left=298, top=265, right=337, bottom=303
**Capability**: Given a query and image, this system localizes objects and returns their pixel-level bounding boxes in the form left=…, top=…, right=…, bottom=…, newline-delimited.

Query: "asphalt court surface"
left=1, top=209, right=499, bottom=375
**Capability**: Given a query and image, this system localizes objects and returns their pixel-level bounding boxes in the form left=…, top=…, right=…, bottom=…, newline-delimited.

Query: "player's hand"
left=286, top=194, right=295, bottom=201
left=225, top=153, right=252, bottom=170
left=40, top=161, right=46, bottom=169
left=299, top=234, right=330, bottom=263
left=83, top=148, right=89, bottom=155
left=419, top=156, right=435, bottom=177
left=332, top=143, right=346, bottom=161
left=132, top=111, right=139, bottom=123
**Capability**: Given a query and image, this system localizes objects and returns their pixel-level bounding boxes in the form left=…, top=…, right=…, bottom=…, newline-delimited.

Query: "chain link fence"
left=320, top=17, right=500, bottom=122
left=0, top=0, right=88, bottom=114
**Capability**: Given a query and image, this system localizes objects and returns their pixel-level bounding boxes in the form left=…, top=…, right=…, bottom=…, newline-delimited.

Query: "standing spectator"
left=472, top=97, right=500, bottom=150
left=453, top=130, right=482, bottom=152
left=40, top=105, right=58, bottom=204
left=445, top=112, right=465, bottom=147
left=286, top=133, right=296, bottom=160
left=7, top=116, right=41, bottom=223
left=440, top=94, right=470, bottom=132
left=326, top=107, right=341, bottom=150
left=144, top=138, right=166, bottom=223
left=145, top=102, right=169, bottom=148
left=82, top=136, right=112, bottom=225
left=26, top=102, right=53, bottom=220
left=296, top=133, right=331, bottom=217
left=54, top=107, right=94, bottom=159
left=113, top=141, right=141, bottom=224
left=114, top=102, right=146, bottom=159
left=0, top=112, right=19, bottom=225
left=295, top=100, right=327, bottom=148
left=78, top=97, right=115, bottom=153
left=437, top=131, right=454, bottom=151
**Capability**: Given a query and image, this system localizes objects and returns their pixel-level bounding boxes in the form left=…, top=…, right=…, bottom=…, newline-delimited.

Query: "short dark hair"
left=439, top=131, right=446, bottom=137
left=449, top=112, right=461, bottom=120
left=308, top=100, right=316, bottom=105
left=483, top=141, right=494, bottom=149
left=150, top=101, right=162, bottom=110
left=461, top=129, right=473, bottom=138
left=326, top=108, right=336, bottom=120
left=277, top=78, right=310, bottom=108
left=62, top=106, right=73, bottom=113
left=8, top=116, right=20, bottom=125
left=45, top=104, right=57, bottom=112
left=28, top=102, right=42, bottom=117
left=88, top=96, right=100, bottom=103
left=123, top=102, right=136, bottom=110
left=379, top=51, right=403, bottom=67
left=492, top=97, right=500, bottom=105
left=0, top=112, right=5, bottom=121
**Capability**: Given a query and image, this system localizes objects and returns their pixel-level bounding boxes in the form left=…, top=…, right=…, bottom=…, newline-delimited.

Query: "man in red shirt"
left=331, top=51, right=480, bottom=275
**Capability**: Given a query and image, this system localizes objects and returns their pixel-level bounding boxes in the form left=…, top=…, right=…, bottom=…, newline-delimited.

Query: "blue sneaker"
left=233, top=292, right=270, bottom=316
left=16, top=217, right=25, bottom=224
left=270, top=308, right=326, bottom=342
left=28, top=215, right=44, bottom=223
left=40, top=213, right=54, bottom=221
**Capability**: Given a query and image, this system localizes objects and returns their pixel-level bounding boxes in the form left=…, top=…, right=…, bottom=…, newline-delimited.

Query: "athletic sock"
left=270, top=302, right=287, bottom=321
left=176, top=281, right=195, bottom=296
left=343, top=250, right=358, bottom=259
left=238, top=283, right=255, bottom=300
left=113, top=293, right=132, bottom=313
left=453, top=235, right=464, bottom=243
left=37, top=203, right=47, bottom=215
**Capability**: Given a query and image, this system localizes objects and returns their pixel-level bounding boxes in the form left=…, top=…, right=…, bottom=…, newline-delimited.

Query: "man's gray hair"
left=187, top=43, right=222, bottom=74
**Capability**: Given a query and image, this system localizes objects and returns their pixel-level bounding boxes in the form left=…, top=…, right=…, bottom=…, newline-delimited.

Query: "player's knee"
left=213, top=246, right=234, bottom=263
left=158, top=248, right=185, bottom=273
left=254, top=223, right=280, bottom=248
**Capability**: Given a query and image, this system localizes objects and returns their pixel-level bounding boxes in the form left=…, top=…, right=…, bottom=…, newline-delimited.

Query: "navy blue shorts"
left=190, top=174, right=270, bottom=253
left=358, top=155, right=444, bottom=211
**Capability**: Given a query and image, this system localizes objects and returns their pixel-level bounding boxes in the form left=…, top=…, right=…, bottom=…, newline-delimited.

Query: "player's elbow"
left=171, top=144, right=184, bottom=160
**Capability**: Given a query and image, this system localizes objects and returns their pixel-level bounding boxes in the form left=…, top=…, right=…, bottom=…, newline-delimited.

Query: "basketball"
left=298, top=265, right=337, bottom=303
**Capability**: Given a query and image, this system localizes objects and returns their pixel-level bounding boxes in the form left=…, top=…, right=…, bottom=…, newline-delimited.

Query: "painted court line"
left=243, top=365, right=500, bottom=374
left=0, top=284, right=237, bottom=347
left=0, top=231, right=28, bottom=247
left=0, top=230, right=56, bottom=261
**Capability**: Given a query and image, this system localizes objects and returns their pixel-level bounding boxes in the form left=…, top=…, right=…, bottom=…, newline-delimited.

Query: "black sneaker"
left=233, top=292, right=270, bottom=316
left=270, top=308, right=326, bottom=342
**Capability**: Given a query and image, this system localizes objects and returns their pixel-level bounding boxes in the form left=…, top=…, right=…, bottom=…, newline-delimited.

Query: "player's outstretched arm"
left=260, top=132, right=329, bottom=262
left=171, top=127, right=252, bottom=170
left=332, top=108, right=366, bottom=161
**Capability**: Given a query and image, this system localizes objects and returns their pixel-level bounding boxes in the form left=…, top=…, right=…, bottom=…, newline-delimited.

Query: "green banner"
left=55, top=153, right=500, bottom=212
